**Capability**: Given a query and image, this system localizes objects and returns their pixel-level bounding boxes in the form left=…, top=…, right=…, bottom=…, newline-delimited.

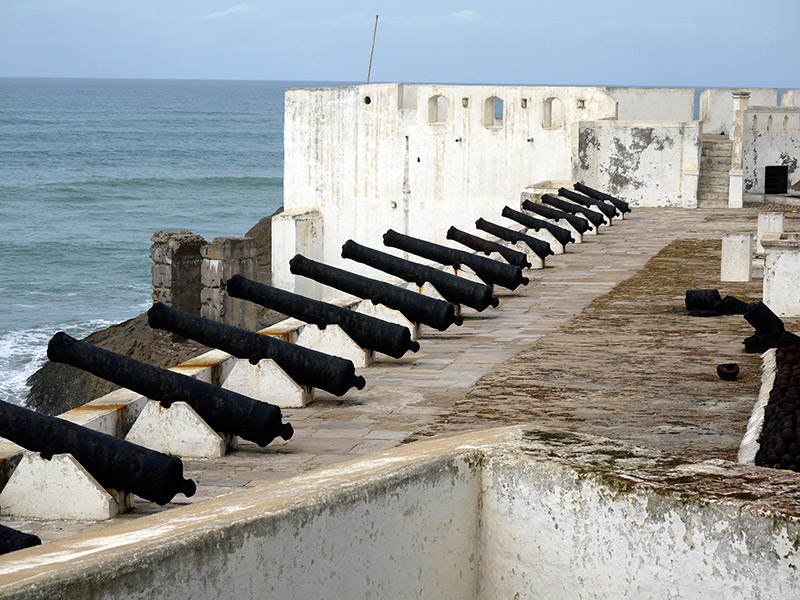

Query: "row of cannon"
left=0, top=182, right=629, bottom=553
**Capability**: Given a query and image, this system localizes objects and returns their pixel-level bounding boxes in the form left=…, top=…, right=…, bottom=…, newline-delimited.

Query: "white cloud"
left=452, top=10, right=479, bottom=22
left=383, top=10, right=481, bottom=28
left=201, top=4, right=255, bottom=21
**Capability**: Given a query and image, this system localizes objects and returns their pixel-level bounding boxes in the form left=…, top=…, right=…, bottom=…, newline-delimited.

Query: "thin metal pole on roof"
left=366, top=15, right=378, bottom=84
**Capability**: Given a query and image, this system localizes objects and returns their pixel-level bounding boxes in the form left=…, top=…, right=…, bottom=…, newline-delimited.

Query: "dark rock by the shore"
left=26, top=206, right=287, bottom=415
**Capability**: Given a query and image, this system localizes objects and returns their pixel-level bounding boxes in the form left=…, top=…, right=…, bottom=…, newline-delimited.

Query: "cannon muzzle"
left=48, top=331, right=295, bottom=447
left=0, top=395, right=196, bottom=505
left=382, top=229, right=528, bottom=290
left=289, top=254, right=463, bottom=330
left=341, top=240, right=498, bottom=311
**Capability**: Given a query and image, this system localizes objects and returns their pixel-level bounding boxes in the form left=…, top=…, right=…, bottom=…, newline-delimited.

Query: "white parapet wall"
left=700, top=88, right=778, bottom=135
left=575, top=121, right=701, bottom=207
left=1, top=426, right=798, bottom=599
left=604, top=86, right=695, bottom=122
left=278, top=83, right=618, bottom=296
left=742, top=106, right=800, bottom=198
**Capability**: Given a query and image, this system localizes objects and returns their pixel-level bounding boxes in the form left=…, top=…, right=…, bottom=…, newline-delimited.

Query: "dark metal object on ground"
left=685, top=289, right=752, bottom=316
left=500, top=207, right=575, bottom=247
left=341, top=240, right=498, bottom=311
left=755, top=345, right=800, bottom=470
left=446, top=226, right=532, bottom=269
left=0, top=524, right=41, bottom=556
left=147, top=302, right=364, bottom=397
left=541, top=194, right=605, bottom=228
left=289, top=254, right=463, bottom=330
left=742, top=302, right=800, bottom=353
left=48, top=331, right=295, bottom=447
left=573, top=182, right=632, bottom=214
left=382, top=229, right=529, bottom=290
left=0, top=395, right=196, bottom=505
left=520, top=199, right=591, bottom=235
left=225, top=275, right=420, bottom=358
left=557, top=187, right=618, bottom=220
left=474, top=218, right=554, bottom=261
left=716, top=363, right=740, bottom=381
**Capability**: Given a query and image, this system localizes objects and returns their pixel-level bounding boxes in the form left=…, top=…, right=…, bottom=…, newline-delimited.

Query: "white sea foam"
left=0, top=318, right=117, bottom=407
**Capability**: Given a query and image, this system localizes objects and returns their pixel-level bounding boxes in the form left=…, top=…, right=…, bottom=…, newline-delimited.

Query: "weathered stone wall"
left=605, top=86, right=695, bottom=121
left=200, top=237, right=257, bottom=329
left=150, top=231, right=207, bottom=315
left=576, top=121, right=700, bottom=207
left=742, top=106, right=800, bottom=196
left=700, top=88, right=778, bottom=135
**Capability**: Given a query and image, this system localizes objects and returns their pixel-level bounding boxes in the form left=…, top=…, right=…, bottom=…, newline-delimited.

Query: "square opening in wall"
left=765, top=166, right=789, bottom=194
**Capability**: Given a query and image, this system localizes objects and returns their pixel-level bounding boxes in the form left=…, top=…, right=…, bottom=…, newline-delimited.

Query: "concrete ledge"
left=2, top=426, right=798, bottom=599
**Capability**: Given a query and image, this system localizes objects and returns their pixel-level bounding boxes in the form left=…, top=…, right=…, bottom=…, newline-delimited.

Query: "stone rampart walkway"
left=4, top=207, right=790, bottom=542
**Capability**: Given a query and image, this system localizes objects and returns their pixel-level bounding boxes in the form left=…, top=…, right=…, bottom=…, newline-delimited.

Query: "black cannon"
left=446, top=226, right=532, bottom=269
left=0, top=524, right=41, bottom=556
left=383, top=229, right=528, bottom=290
left=557, top=187, right=617, bottom=220
left=742, top=302, right=800, bottom=353
left=520, top=199, right=591, bottom=235
left=0, top=396, right=196, bottom=505
left=574, top=182, right=631, bottom=214
left=147, top=302, right=365, bottom=397
left=341, top=240, right=499, bottom=312
left=475, top=218, right=554, bottom=261
left=225, top=275, right=420, bottom=359
left=541, top=194, right=605, bottom=228
left=48, top=331, right=295, bottom=447
left=289, top=254, right=463, bottom=330
left=500, top=207, right=575, bottom=248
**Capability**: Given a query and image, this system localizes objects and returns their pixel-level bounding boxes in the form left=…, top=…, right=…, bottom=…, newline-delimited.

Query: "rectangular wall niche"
left=765, top=166, right=789, bottom=194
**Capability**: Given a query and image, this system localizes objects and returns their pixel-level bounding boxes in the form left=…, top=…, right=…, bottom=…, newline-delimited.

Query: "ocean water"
left=0, top=78, right=337, bottom=407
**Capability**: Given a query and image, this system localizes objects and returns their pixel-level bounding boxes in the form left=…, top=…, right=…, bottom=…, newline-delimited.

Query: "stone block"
left=151, top=263, right=173, bottom=288
left=756, top=212, right=785, bottom=254
left=763, top=234, right=800, bottom=317
left=221, top=359, right=314, bottom=408
left=296, top=324, right=374, bottom=368
left=721, top=233, right=752, bottom=282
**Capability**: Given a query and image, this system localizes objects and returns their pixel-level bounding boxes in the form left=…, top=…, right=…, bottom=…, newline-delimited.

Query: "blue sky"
left=2, top=0, right=799, bottom=87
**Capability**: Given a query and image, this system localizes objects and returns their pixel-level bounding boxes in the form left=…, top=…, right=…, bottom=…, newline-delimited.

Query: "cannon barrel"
left=0, top=524, right=41, bottom=556
left=341, top=240, right=499, bottom=311
left=541, top=194, right=605, bottom=228
left=383, top=229, right=528, bottom=290
left=500, top=207, right=575, bottom=247
left=475, top=218, right=554, bottom=261
left=147, top=303, right=365, bottom=397
left=557, top=187, right=617, bottom=220
left=0, top=395, right=196, bottom=505
left=744, top=301, right=786, bottom=335
left=48, top=331, right=295, bottom=447
left=225, top=275, right=420, bottom=358
left=574, top=182, right=631, bottom=214
left=289, top=254, right=463, bottom=330
left=520, top=199, right=591, bottom=234
left=446, top=226, right=531, bottom=269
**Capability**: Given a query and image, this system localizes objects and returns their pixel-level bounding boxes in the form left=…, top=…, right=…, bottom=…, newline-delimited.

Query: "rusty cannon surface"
left=383, top=229, right=529, bottom=290
left=557, top=187, right=617, bottom=220
left=520, top=199, right=591, bottom=235
left=48, top=331, right=295, bottom=447
left=148, top=302, right=365, bottom=396
left=500, top=207, right=575, bottom=248
left=474, top=218, right=554, bottom=261
left=289, top=254, right=463, bottom=331
left=0, top=524, right=41, bottom=556
left=341, top=240, right=499, bottom=312
left=445, top=226, right=532, bottom=269
left=0, top=396, right=196, bottom=505
left=541, top=194, right=605, bottom=229
left=573, top=182, right=631, bottom=214
left=225, top=275, right=420, bottom=359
